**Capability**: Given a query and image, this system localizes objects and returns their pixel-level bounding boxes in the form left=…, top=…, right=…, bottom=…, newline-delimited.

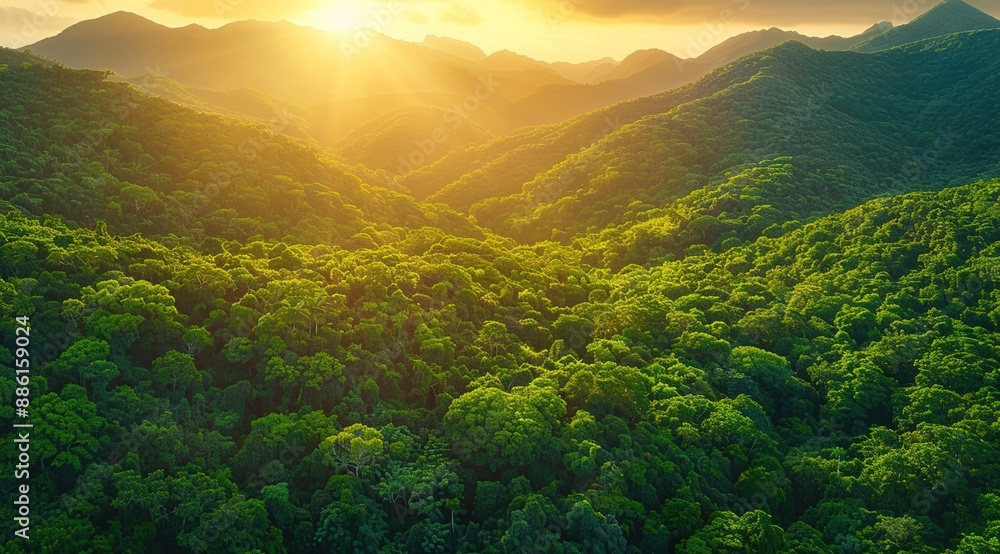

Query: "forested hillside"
left=3, top=127, right=1000, bottom=551
left=423, top=31, right=1000, bottom=255
left=497, top=0, right=998, bottom=129
left=2, top=7, right=1000, bottom=553
left=0, top=49, right=478, bottom=247
left=494, top=26, right=879, bottom=131
left=20, top=12, right=575, bottom=140
left=332, top=104, right=493, bottom=174
left=853, top=0, right=1000, bottom=52
left=15, top=8, right=894, bottom=139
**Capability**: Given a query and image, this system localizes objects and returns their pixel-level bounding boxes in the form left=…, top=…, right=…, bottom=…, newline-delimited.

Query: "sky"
left=1, top=0, right=999, bottom=62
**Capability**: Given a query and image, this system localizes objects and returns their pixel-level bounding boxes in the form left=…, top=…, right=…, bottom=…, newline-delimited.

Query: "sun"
left=317, top=3, right=364, bottom=30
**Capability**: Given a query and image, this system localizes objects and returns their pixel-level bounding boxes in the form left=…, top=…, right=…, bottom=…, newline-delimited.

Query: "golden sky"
left=2, top=0, right=999, bottom=61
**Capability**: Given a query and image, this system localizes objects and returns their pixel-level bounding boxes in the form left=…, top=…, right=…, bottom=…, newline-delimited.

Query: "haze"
left=2, top=0, right=998, bottom=62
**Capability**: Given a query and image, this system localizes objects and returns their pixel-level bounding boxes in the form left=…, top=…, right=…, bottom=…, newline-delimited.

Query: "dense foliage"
left=418, top=31, right=1000, bottom=257
left=333, top=102, right=493, bottom=174
left=3, top=25, right=1000, bottom=554
left=0, top=49, right=477, bottom=248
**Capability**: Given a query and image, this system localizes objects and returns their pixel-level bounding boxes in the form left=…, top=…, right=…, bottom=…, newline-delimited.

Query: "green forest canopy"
left=2, top=29, right=1000, bottom=553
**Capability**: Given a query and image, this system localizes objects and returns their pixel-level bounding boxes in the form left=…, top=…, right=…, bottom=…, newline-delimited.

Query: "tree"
left=502, top=497, right=560, bottom=553
left=566, top=500, right=628, bottom=554
left=676, top=510, right=785, bottom=553
left=181, top=326, right=213, bottom=356
left=78, top=278, right=185, bottom=351
left=119, top=183, right=160, bottom=213
left=320, top=424, right=385, bottom=477
left=444, top=380, right=566, bottom=471
left=223, top=336, right=254, bottom=365
left=0, top=239, right=38, bottom=274
left=47, top=337, right=118, bottom=390
left=313, top=476, right=387, bottom=553
left=476, top=321, right=513, bottom=356
left=152, top=351, right=200, bottom=392
left=177, top=261, right=236, bottom=300
left=726, top=346, right=803, bottom=415
left=265, top=352, right=345, bottom=405
left=232, top=412, right=330, bottom=481
left=34, top=384, right=106, bottom=471
left=182, top=494, right=285, bottom=553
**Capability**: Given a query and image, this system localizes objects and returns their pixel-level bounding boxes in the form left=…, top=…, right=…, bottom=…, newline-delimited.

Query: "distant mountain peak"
left=95, top=10, right=151, bottom=21
left=854, top=0, right=1000, bottom=51
left=914, top=0, right=997, bottom=22
left=617, top=49, right=681, bottom=65
left=488, top=49, right=535, bottom=61
left=861, top=21, right=894, bottom=35
left=80, top=10, right=164, bottom=29
left=767, top=40, right=816, bottom=54
left=422, top=35, right=487, bottom=62
left=30, top=10, right=167, bottom=44
left=923, top=0, right=986, bottom=14
left=480, top=49, right=561, bottom=75
left=588, top=48, right=682, bottom=83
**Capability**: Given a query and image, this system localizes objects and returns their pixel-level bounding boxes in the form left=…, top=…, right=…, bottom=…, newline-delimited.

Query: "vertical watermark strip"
left=12, top=315, right=32, bottom=540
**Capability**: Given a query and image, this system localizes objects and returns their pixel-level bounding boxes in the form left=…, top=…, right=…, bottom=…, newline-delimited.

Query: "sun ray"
left=315, top=2, right=363, bottom=30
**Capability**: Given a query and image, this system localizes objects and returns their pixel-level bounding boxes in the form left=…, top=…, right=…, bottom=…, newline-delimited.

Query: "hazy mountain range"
left=21, top=0, right=1000, bottom=155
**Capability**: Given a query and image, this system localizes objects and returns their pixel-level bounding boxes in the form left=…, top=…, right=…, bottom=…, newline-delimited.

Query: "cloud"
left=520, top=0, right=958, bottom=26
left=439, top=3, right=483, bottom=25
left=0, top=6, right=76, bottom=48
left=148, top=0, right=328, bottom=19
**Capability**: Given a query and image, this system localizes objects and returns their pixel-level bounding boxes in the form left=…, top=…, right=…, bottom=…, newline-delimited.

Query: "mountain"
left=28, top=4, right=1000, bottom=143
left=497, top=53, right=692, bottom=130
left=401, top=84, right=712, bottom=204
left=693, top=27, right=860, bottom=69
left=118, top=72, right=505, bottom=155
left=481, top=52, right=625, bottom=85
left=860, top=21, right=895, bottom=39
left=484, top=9, right=987, bottom=133
left=23, top=12, right=565, bottom=111
left=493, top=25, right=885, bottom=131
left=595, top=49, right=682, bottom=82
left=551, top=57, right=619, bottom=83
left=853, top=0, right=1000, bottom=52
left=480, top=49, right=568, bottom=80
left=26, top=12, right=615, bottom=142
left=308, top=91, right=494, bottom=144
left=332, top=102, right=493, bottom=174
left=410, top=31, right=1000, bottom=259
left=422, top=35, right=487, bottom=62
left=31, top=7, right=995, bottom=142
left=118, top=72, right=316, bottom=140
left=0, top=46, right=477, bottom=245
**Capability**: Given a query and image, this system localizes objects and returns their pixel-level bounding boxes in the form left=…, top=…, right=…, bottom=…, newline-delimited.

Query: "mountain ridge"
left=22, top=13, right=560, bottom=108
left=407, top=31, right=1000, bottom=263
left=22, top=2, right=1000, bottom=142
left=853, top=0, right=1000, bottom=51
